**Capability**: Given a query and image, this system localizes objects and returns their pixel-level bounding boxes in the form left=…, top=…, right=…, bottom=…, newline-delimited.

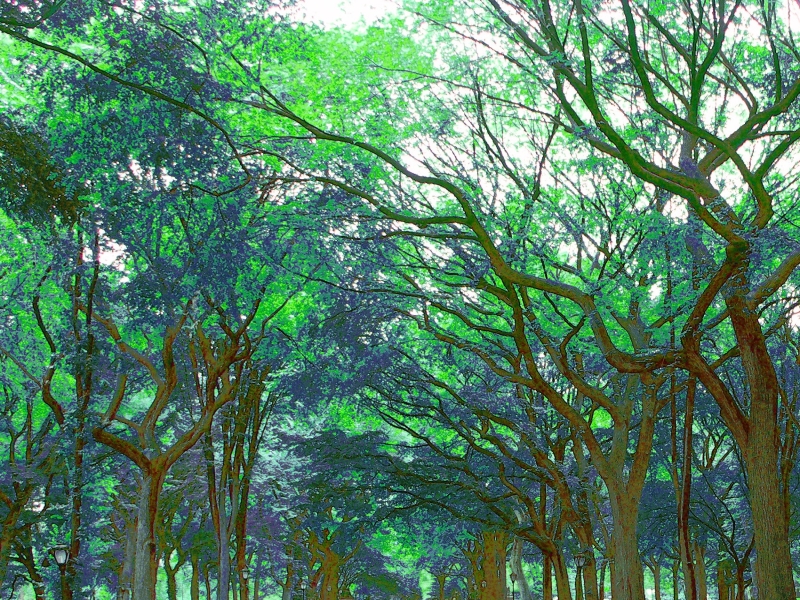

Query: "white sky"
left=298, top=0, right=397, bottom=28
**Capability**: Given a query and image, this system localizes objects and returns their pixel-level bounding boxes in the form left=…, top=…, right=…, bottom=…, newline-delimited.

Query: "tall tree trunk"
left=608, top=493, right=646, bottom=600
left=480, top=531, right=507, bottom=600
left=218, top=535, right=232, bottom=600
left=692, top=542, right=707, bottom=600
left=204, top=562, right=213, bottom=600
left=718, top=293, right=796, bottom=599
left=652, top=562, right=661, bottom=600
left=673, top=377, right=697, bottom=600
left=746, top=437, right=794, bottom=599
left=598, top=560, right=606, bottom=600
left=509, top=537, right=532, bottom=600
left=718, top=560, right=733, bottom=600
left=551, top=552, right=572, bottom=600
left=132, top=469, right=166, bottom=600
left=672, top=561, right=679, bottom=600
left=165, top=552, right=179, bottom=600
left=191, top=552, right=200, bottom=600
left=121, top=516, right=137, bottom=595
left=542, top=554, right=553, bottom=600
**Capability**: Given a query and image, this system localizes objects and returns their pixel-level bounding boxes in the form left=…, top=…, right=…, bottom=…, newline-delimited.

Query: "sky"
left=298, top=0, right=397, bottom=28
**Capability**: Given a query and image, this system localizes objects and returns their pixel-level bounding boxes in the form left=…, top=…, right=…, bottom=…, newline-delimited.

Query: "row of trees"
left=2, top=0, right=800, bottom=598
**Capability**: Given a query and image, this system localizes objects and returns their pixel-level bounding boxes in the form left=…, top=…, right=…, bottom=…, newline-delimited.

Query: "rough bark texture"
left=542, top=555, right=553, bottom=600
left=132, top=469, right=167, bottom=600
left=479, top=531, right=508, bottom=600
left=692, top=542, right=707, bottom=600
left=551, top=552, right=572, bottom=600
left=608, top=494, right=646, bottom=600
left=191, top=552, right=200, bottom=600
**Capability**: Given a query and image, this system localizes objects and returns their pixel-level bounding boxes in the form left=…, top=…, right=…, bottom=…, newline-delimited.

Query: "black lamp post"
left=510, top=572, right=517, bottom=600
left=574, top=553, right=588, bottom=600
left=301, top=579, right=308, bottom=600
left=52, top=545, right=69, bottom=600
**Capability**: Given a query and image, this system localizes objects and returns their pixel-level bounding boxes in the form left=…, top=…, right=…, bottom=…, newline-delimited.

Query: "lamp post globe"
left=51, top=545, right=69, bottom=600
left=53, top=546, right=69, bottom=567
left=241, top=566, right=250, bottom=581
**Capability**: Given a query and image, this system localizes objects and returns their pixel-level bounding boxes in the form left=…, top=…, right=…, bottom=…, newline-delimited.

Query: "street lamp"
left=301, top=579, right=308, bottom=600
left=574, top=552, right=589, bottom=600
left=241, top=566, right=250, bottom=581
left=480, top=581, right=487, bottom=589
left=510, top=572, right=517, bottom=600
left=52, top=545, right=69, bottom=600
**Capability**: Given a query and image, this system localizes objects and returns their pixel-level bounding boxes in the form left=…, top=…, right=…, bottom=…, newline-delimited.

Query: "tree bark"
left=551, top=552, right=572, bottom=600
left=509, top=537, right=532, bottom=600
left=132, top=469, right=167, bottom=600
left=608, top=493, right=646, bottom=600
left=191, top=552, right=200, bottom=600
left=121, top=516, right=137, bottom=595
left=165, top=552, right=179, bottom=600
left=692, top=542, right=707, bottom=600
left=653, top=562, right=661, bottom=600
left=542, top=554, right=553, bottom=600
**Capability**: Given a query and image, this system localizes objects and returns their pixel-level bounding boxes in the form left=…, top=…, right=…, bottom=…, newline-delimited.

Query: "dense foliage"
left=1, top=0, right=800, bottom=599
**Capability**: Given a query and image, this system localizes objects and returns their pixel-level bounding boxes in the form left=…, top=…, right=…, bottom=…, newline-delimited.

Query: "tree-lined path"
left=1, top=0, right=800, bottom=598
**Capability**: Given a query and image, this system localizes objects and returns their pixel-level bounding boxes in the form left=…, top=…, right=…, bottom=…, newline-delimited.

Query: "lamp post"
left=574, top=553, right=588, bottom=600
left=301, top=579, right=308, bottom=600
left=510, top=572, right=517, bottom=600
left=52, top=545, right=69, bottom=600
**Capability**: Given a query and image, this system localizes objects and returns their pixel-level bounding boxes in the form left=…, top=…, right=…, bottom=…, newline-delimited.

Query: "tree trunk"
left=574, top=547, right=598, bottom=600
left=718, top=560, right=733, bottom=600
left=746, top=442, right=795, bottom=600
left=218, top=535, right=232, bottom=600
left=608, top=494, right=646, bottom=600
left=480, top=531, right=507, bottom=600
left=551, top=552, right=572, bottom=600
left=726, top=297, right=796, bottom=600
left=436, top=574, right=447, bottom=600
left=132, top=469, right=166, bottom=600
left=320, top=565, right=340, bottom=600
left=509, top=537, right=532, bottom=600
left=598, top=560, right=606, bottom=600
left=692, top=542, right=707, bottom=600
left=121, top=516, right=137, bottom=595
left=204, top=562, right=213, bottom=600
left=543, top=555, right=553, bottom=600
left=674, top=377, right=697, bottom=600
left=191, top=552, right=200, bottom=600
left=653, top=562, right=661, bottom=600
left=672, top=561, right=679, bottom=600
left=165, top=554, right=179, bottom=600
